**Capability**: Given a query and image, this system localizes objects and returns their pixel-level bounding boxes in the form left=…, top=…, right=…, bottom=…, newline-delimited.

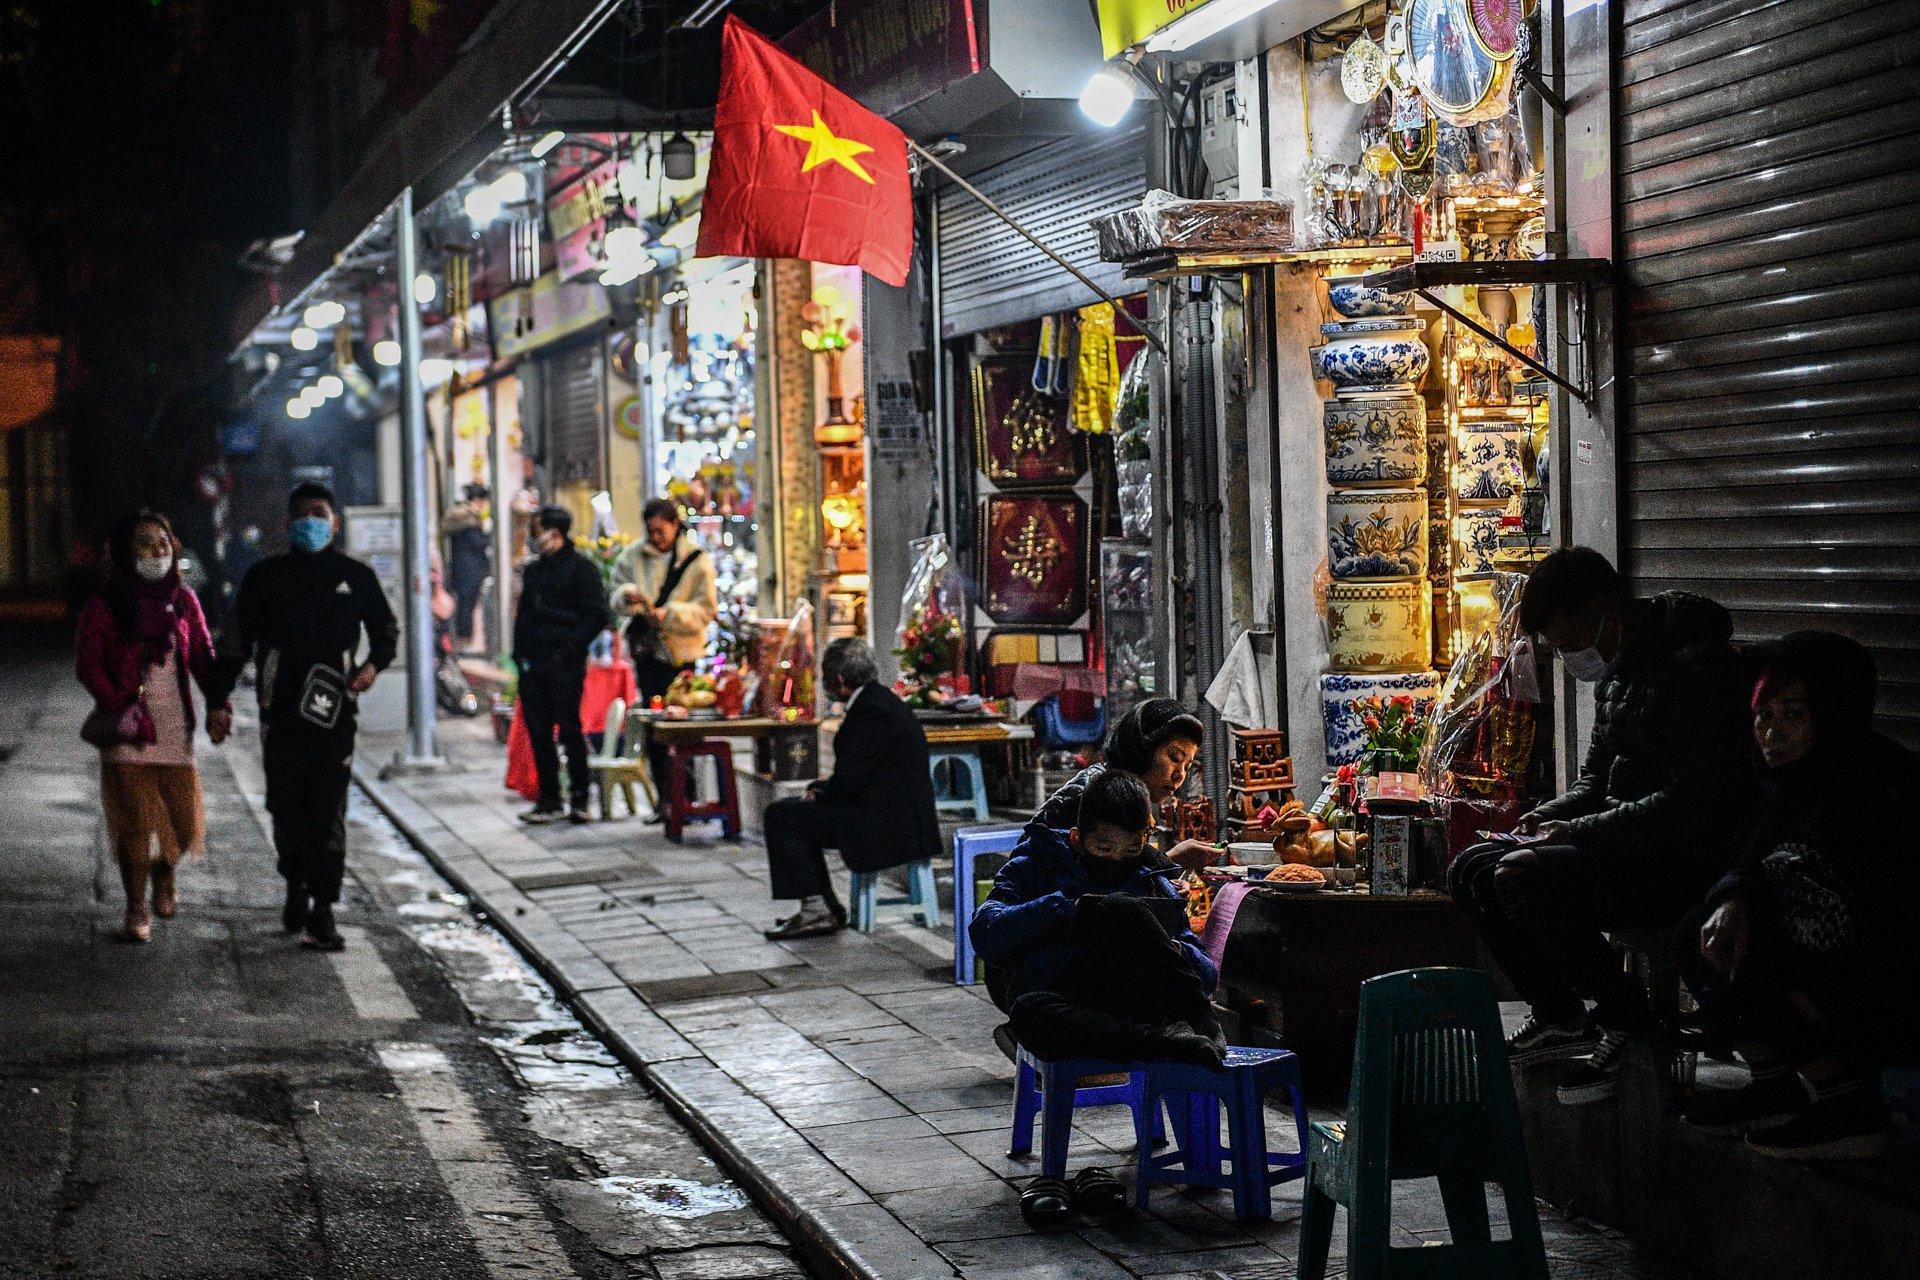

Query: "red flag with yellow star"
left=695, top=16, right=912, bottom=286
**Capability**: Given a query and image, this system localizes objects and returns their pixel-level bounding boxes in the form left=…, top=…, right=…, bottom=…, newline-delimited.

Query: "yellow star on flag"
left=410, top=0, right=442, bottom=36
left=773, top=110, right=876, bottom=185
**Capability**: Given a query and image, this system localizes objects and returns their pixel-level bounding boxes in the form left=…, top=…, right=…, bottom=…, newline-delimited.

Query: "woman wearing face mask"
left=1027, top=698, right=1215, bottom=871
left=1679, top=632, right=1920, bottom=1159
left=75, top=510, right=230, bottom=942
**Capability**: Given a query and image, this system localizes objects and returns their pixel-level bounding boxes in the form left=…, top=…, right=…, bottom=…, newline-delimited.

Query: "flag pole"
left=908, top=139, right=1165, bottom=356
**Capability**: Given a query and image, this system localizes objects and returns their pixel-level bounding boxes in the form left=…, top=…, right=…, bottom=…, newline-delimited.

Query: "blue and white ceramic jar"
left=1320, top=670, right=1443, bottom=767
left=1327, top=489, right=1428, bottom=580
left=1455, top=421, right=1525, bottom=504
left=1326, top=276, right=1411, bottom=319
left=1311, top=318, right=1429, bottom=393
left=1455, top=507, right=1504, bottom=575
left=1324, top=394, right=1426, bottom=487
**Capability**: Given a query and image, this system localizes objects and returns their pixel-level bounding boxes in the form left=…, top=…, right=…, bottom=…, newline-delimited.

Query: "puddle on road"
left=346, top=792, right=752, bottom=1227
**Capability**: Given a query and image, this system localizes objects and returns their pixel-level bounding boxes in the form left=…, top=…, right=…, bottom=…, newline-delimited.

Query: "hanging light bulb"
left=287, top=397, right=311, bottom=420
left=530, top=129, right=566, bottom=158
left=299, top=385, right=325, bottom=408
left=490, top=169, right=529, bottom=206
left=303, top=300, right=345, bottom=329
left=1079, top=61, right=1137, bottom=127
left=463, top=183, right=505, bottom=224
left=290, top=326, right=319, bottom=351
left=418, top=357, right=453, bottom=384
left=661, top=131, right=697, bottom=181
left=318, top=374, right=345, bottom=399
left=413, top=273, right=437, bottom=304
left=373, top=340, right=401, bottom=367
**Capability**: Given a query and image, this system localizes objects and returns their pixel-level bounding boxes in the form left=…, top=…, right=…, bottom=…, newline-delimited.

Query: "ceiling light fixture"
left=1079, top=56, right=1140, bottom=127
left=289, top=326, right=319, bottom=351
left=372, top=340, right=401, bottom=367
left=530, top=129, right=566, bottom=158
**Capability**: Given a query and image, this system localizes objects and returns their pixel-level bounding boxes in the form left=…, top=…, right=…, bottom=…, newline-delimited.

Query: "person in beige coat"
left=611, top=498, right=719, bottom=814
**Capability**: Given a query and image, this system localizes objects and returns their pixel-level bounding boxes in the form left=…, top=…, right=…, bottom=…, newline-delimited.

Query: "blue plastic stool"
left=952, top=826, right=1022, bottom=985
left=848, top=860, right=940, bottom=932
left=928, top=749, right=989, bottom=821
left=1135, top=1046, right=1310, bottom=1221
left=1010, top=1045, right=1166, bottom=1179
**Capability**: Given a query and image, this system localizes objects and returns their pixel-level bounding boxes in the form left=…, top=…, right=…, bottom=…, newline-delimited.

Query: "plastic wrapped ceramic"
left=1324, top=395, right=1426, bottom=486
left=1321, top=670, right=1442, bottom=767
left=1312, top=318, right=1429, bottom=391
left=1328, top=489, right=1428, bottom=580
left=1410, top=0, right=1500, bottom=117
left=1327, top=579, right=1432, bottom=673
left=1342, top=34, right=1388, bottom=104
left=1455, top=507, right=1503, bottom=574
left=1455, top=422, right=1525, bottom=503
left=1326, top=276, right=1411, bottom=319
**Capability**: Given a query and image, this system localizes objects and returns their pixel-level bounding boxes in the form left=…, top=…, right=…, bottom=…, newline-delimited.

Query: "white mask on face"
left=1559, top=613, right=1618, bottom=684
left=134, top=555, right=173, bottom=582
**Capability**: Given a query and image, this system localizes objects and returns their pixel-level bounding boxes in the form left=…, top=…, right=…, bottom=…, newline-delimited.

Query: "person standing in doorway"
left=442, top=484, right=491, bottom=654
left=210, top=482, right=398, bottom=951
left=513, top=505, right=608, bottom=825
left=610, top=498, right=717, bottom=816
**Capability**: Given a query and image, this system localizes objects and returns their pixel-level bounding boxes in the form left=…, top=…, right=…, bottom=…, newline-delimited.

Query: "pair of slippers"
left=1019, top=1167, right=1126, bottom=1230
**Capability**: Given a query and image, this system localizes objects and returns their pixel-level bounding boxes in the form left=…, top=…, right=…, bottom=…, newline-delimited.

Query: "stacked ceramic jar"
left=1313, top=278, right=1442, bottom=766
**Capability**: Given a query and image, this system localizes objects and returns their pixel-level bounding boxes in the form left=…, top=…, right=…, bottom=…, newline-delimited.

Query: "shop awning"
left=230, top=0, right=628, bottom=348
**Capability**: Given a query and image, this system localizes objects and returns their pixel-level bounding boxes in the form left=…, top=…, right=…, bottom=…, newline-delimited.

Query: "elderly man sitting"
left=762, top=638, right=942, bottom=939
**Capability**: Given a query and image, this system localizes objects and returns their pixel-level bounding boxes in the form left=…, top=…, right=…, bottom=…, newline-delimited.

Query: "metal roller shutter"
left=542, top=340, right=605, bottom=488
left=1616, top=0, right=1920, bottom=747
left=936, top=124, right=1147, bottom=337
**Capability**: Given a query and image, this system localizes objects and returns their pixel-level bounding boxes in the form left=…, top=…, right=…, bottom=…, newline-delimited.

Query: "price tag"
left=1417, top=241, right=1462, bottom=263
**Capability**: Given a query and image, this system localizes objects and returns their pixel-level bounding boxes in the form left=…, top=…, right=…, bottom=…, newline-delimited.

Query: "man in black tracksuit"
left=513, top=505, right=608, bottom=824
left=210, top=481, right=398, bottom=951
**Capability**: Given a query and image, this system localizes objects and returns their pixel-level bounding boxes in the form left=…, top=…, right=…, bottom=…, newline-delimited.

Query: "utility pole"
left=390, top=184, right=444, bottom=770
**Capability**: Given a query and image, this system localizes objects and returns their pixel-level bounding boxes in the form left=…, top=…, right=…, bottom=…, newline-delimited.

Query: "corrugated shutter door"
left=543, top=341, right=604, bottom=488
left=937, top=124, right=1147, bottom=337
left=1616, top=0, right=1920, bottom=747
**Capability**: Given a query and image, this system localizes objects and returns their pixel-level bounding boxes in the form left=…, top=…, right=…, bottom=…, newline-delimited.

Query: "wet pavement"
left=0, top=638, right=807, bottom=1280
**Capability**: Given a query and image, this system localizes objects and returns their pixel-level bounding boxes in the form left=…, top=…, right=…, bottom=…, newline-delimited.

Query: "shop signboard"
left=870, top=379, right=925, bottom=462
left=1093, top=0, right=1220, bottom=58
left=548, top=157, right=622, bottom=282
left=490, top=271, right=611, bottom=360
left=779, top=0, right=982, bottom=119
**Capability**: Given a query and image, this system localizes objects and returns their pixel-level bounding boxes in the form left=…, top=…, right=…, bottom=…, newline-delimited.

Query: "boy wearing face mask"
left=1448, top=547, right=1755, bottom=1104
left=209, top=482, right=398, bottom=951
left=511, top=505, right=609, bottom=825
left=971, top=770, right=1225, bottom=1070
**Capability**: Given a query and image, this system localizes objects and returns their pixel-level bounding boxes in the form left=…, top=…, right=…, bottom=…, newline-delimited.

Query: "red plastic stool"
left=664, top=739, right=741, bottom=842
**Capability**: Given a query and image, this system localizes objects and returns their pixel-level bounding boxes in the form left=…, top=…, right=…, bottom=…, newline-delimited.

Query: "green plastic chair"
left=1296, top=967, right=1548, bottom=1280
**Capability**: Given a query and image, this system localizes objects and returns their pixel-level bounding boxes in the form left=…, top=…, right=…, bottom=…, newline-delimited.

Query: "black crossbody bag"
left=626, top=548, right=703, bottom=656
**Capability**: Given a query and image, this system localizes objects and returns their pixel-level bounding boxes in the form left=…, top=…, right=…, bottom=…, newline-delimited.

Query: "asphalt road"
left=0, top=629, right=808, bottom=1280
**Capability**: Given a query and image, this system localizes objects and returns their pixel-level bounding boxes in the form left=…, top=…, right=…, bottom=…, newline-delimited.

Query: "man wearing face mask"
left=1448, top=546, right=1755, bottom=1103
left=512, top=505, right=609, bottom=825
left=210, top=482, right=398, bottom=951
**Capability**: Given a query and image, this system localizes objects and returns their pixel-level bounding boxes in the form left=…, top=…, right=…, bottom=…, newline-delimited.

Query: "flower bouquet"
left=1352, top=692, right=1426, bottom=776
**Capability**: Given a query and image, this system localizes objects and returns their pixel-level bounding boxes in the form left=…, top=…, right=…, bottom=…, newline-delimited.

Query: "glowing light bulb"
left=290, top=326, right=318, bottom=351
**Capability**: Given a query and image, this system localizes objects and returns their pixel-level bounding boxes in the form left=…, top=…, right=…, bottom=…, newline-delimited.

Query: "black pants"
left=263, top=721, right=353, bottom=904
left=1008, top=895, right=1221, bottom=1063
left=1449, top=841, right=1684, bottom=1028
left=631, top=643, right=683, bottom=802
left=451, top=580, right=483, bottom=642
left=767, top=795, right=876, bottom=915
left=520, top=656, right=589, bottom=810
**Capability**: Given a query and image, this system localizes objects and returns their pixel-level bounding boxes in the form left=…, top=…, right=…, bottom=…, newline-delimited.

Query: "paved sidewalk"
left=356, top=714, right=1701, bottom=1280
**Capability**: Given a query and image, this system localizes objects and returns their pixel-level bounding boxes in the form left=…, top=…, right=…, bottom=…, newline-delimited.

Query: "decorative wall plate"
left=1470, top=0, right=1522, bottom=58
left=1409, top=0, right=1499, bottom=116
left=1342, top=34, right=1388, bottom=104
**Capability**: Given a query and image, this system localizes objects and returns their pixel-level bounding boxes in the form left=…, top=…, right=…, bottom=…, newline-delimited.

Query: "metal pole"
left=395, top=185, right=441, bottom=764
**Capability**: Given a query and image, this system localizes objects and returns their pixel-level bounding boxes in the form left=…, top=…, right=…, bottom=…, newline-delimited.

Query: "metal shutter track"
left=937, top=125, right=1147, bottom=337
left=1617, top=0, right=1920, bottom=745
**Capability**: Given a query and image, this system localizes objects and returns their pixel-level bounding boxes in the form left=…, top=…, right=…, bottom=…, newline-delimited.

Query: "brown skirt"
left=100, top=762, right=206, bottom=867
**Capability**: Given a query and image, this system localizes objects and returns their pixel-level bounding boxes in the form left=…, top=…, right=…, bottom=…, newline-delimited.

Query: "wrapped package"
left=1093, top=189, right=1296, bottom=262
left=1419, top=573, right=1539, bottom=852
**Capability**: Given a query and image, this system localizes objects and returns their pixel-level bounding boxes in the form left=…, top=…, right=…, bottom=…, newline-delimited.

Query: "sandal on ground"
left=1069, top=1167, right=1127, bottom=1218
left=1018, top=1176, right=1074, bottom=1231
left=121, top=908, right=151, bottom=944
left=151, top=864, right=178, bottom=919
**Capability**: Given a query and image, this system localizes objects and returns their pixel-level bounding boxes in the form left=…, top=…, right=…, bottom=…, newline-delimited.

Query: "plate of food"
left=1261, top=863, right=1329, bottom=893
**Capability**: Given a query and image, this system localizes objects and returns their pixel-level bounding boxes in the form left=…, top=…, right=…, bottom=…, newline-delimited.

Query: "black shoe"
left=1556, top=1026, right=1632, bottom=1105
left=1683, top=1072, right=1810, bottom=1138
left=1507, top=1014, right=1599, bottom=1066
left=567, top=805, right=594, bottom=825
left=519, top=806, right=565, bottom=825
left=301, top=902, right=346, bottom=952
left=282, top=884, right=309, bottom=934
left=1018, top=1176, right=1074, bottom=1231
left=1068, top=1168, right=1127, bottom=1218
left=763, top=908, right=842, bottom=940
left=1747, top=1088, right=1890, bottom=1161
left=991, top=1023, right=1018, bottom=1064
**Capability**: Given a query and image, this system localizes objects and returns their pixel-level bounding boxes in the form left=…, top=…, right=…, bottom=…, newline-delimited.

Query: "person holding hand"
left=1027, top=698, right=1218, bottom=872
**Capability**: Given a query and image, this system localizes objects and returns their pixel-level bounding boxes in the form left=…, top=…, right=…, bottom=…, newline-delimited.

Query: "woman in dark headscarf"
left=1027, top=698, right=1213, bottom=868
left=1680, top=631, right=1919, bottom=1160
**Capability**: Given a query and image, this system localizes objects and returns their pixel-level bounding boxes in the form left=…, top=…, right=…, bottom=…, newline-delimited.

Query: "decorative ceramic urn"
left=1327, top=488, right=1428, bottom=580
left=1312, top=318, right=1430, bottom=392
left=1326, top=579, right=1432, bottom=673
left=1455, top=421, right=1525, bottom=504
left=1320, top=670, right=1442, bottom=766
left=1326, top=276, right=1411, bottom=319
left=1324, top=394, right=1427, bottom=487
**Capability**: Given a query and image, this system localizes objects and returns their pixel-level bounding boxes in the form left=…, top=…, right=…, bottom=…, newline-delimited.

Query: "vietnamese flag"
left=695, top=16, right=913, bottom=287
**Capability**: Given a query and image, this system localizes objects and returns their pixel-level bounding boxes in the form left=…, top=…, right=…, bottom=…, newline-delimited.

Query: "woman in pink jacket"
left=75, top=510, right=231, bottom=941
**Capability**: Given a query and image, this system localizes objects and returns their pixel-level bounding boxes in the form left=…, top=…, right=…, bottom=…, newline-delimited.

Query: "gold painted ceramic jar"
left=1327, top=579, right=1432, bottom=673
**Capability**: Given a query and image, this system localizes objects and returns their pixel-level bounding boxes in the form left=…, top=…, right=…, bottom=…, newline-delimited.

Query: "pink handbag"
left=82, top=686, right=157, bottom=750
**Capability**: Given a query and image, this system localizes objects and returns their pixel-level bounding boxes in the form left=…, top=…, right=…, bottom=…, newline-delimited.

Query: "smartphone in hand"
left=1477, top=830, right=1546, bottom=846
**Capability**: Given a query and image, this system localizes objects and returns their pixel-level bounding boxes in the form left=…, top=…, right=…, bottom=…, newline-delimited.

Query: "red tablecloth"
left=504, top=660, right=639, bottom=801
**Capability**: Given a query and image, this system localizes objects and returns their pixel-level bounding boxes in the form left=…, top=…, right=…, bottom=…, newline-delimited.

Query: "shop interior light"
left=1079, top=61, right=1138, bottom=127
left=413, top=273, right=437, bottom=305
left=372, top=339, right=401, bottom=367
left=661, top=132, right=697, bottom=182
left=463, top=183, right=505, bottom=224
left=530, top=129, right=566, bottom=158
left=1144, top=0, right=1282, bottom=52
left=286, top=397, right=310, bottom=420
left=303, top=300, right=345, bottom=329
left=418, top=357, right=453, bottom=384
left=490, top=169, right=529, bottom=206
left=317, top=374, right=345, bottom=399
left=289, top=325, right=319, bottom=351
left=299, top=385, right=326, bottom=408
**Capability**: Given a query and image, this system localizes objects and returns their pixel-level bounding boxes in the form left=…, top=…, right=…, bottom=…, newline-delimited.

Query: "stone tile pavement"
left=355, top=715, right=1702, bottom=1280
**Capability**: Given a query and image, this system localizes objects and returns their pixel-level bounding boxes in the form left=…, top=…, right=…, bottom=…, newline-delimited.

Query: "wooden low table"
left=634, top=714, right=821, bottom=783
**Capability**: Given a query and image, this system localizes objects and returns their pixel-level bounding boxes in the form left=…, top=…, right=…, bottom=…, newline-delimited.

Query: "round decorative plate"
left=1409, top=0, right=1500, bottom=116
left=1470, top=0, right=1522, bottom=58
left=1342, top=33, right=1388, bottom=104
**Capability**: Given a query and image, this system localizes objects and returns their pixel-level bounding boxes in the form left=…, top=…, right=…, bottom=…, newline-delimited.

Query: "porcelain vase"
left=1454, top=507, right=1504, bottom=575
left=1326, top=277, right=1411, bottom=319
left=1311, top=318, right=1430, bottom=392
left=1324, top=395, right=1426, bottom=487
left=1320, top=671, right=1442, bottom=767
left=1326, top=579, right=1432, bottom=673
left=1455, top=422, right=1525, bottom=504
left=1327, top=489, right=1428, bottom=580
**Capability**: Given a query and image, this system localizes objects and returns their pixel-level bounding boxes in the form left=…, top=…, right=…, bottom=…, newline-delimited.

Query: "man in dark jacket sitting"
left=971, top=770, right=1225, bottom=1068
left=762, top=638, right=941, bottom=939
left=1449, top=547, right=1755, bottom=1103
left=513, top=505, right=609, bottom=825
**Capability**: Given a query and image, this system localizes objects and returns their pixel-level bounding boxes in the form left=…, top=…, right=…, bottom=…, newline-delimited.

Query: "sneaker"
left=1683, top=1073, right=1809, bottom=1138
left=301, top=902, right=346, bottom=952
left=1747, top=1088, right=1890, bottom=1161
left=991, top=1022, right=1018, bottom=1064
left=763, top=908, right=841, bottom=940
left=518, top=806, right=565, bottom=825
left=1507, top=1014, right=1599, bottom=1066
left=282, top=883, right=309, bottom=934
left=1556, top=1026, right=1632, bottom=1105
left=567, top=806, right=595, bottom=825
